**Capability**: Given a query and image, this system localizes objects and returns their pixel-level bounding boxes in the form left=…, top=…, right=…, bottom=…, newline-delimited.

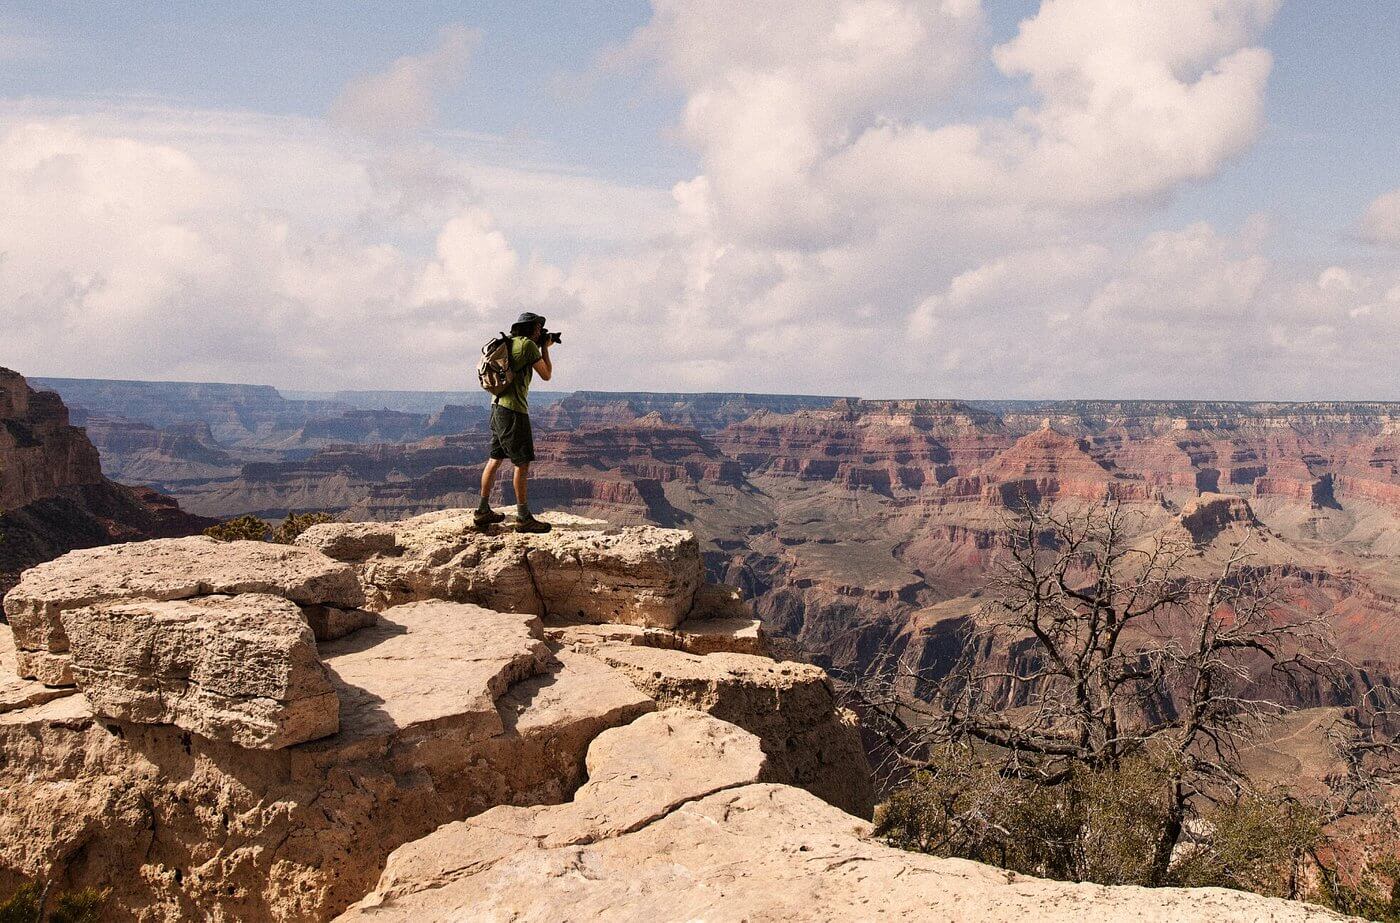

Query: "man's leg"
left=513, top=460, right=551, bottom=533
left=481, top=457, right=503, bottom=500
left=513, top=462, right=529, bottom=511
left=475, top=456, right=507, bottom=526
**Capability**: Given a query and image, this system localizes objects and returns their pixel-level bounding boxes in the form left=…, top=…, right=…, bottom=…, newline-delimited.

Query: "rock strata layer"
left=4, top=535, right=365, bottom=684
left=61, top=593, right=338, bottom=749
left=298, top=509, right=702, bottom=627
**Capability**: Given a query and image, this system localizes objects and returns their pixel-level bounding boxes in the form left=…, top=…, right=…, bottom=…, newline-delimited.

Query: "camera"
left=542, top=329, right=562, bottom=345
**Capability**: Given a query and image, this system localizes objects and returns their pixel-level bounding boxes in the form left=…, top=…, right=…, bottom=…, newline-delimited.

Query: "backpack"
left=477, top=333, right=528, bottom=396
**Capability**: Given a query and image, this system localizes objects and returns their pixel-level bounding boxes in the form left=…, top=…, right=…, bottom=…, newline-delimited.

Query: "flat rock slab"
left=61, top=593, right=338, bottom=749
left=546, top=613, right=764, bottom=658
left=352, top=708, right=768, bottom=910
left=341, top=781, right=1346, bottom=923
left=0, top=625, right=77, bottom=715
left=310, top=600, right=551, bottom=752
left=4, top=536, right=365, bottom=685
left=592, top=644, right=875, bottom=818
left=301, top=509, right=702, bottom=629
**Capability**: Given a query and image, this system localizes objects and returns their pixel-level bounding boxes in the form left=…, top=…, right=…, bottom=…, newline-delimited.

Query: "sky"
left=0, top=0, right=1397, bottom=399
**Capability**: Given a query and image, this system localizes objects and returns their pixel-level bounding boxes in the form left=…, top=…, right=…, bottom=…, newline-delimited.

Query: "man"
left=476, top=311, right=554, bottom=533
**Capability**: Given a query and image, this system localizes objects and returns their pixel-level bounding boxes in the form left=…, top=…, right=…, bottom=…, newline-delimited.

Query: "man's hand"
left=533, top=341, right=553, bottom=381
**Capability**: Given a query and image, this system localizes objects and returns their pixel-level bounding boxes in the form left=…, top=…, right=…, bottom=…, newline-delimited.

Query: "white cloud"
left=0, top=3, right=1395, bottom=400
left=1361, top=189, right=1400, bottom=248
left=329, top=24, right=479, bottom=136
left=0, top=102, right=671, bottom=390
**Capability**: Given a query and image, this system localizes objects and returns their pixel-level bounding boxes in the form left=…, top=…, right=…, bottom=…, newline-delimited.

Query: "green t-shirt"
left=495, top=336, right=542, bottom=414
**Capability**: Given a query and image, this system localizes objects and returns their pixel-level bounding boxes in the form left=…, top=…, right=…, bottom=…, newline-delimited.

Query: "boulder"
left=3, top=536, right=366, bottom=684
left=591, top=643, right=875, bottom=818
left=308, top=601, right=551, bottom=754
left=61, top=594, right=338, bottom=749
left=300, top=509, right=702, bottom=628
left=343, top=728, right=1342, bottom=923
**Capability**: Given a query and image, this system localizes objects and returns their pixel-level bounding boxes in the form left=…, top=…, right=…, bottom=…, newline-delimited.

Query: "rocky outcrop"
left=61, top=594, right=338, bottom=748
left=590, top=643, right=875, bottom=817
left=343, top=705, right=1343, bottom=923
left=1179, top=492, right=1262, bottom=544
left=298, top=510, right=702, bottom=628
left=4, top=536, right=367, bottom=685
left=0, top=512, right=875, bottom=921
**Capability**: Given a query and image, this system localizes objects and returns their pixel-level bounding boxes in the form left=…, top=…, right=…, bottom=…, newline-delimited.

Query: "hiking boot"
left=515, top=515, right=553, bottom=534
left=473, top=507, right=506, bottom=528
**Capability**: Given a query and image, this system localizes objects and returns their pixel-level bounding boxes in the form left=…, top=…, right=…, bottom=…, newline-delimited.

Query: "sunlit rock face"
left=0, top=511, right=871, bottom=921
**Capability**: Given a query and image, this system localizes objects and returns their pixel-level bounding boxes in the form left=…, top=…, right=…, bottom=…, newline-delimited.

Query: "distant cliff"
left=0, top=369, right=213, bottom=599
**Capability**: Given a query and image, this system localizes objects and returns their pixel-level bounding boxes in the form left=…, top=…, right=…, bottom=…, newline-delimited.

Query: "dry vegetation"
left=855, top=500, right=1400, bottom=915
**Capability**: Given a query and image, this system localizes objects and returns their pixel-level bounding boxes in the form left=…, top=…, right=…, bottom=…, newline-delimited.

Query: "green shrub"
left=877, top=748, right=1336, bottom=898
left=877, top=748, right=1176, bottom=884
left=0, top=884, right=106, bottom=923
left=272, top=512, right=334, bottom=544
left=0, top=884, right=39, bottom=923
left=46, top=888, right=106, bottom=923
left=203, top=515, right=271, bottom=542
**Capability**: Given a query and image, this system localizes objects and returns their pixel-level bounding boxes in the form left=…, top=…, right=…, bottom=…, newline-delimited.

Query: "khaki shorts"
left=488, top=404, right=534, bottom=464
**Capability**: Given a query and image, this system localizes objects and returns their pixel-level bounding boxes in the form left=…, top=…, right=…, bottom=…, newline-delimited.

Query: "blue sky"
left=0, top=1, right=1397, bottom=398
left=6, top=0, right=1395, bottom=232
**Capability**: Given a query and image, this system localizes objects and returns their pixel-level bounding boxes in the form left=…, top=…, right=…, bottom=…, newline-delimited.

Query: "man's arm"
left=533, top=342, right=552, bottom=381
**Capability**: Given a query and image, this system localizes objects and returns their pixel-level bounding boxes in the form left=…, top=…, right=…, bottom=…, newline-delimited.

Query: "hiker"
left=476, top=311, right=555, bottom=533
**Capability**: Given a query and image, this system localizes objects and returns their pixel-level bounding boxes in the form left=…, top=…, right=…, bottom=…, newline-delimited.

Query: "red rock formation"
left=0, top=369, right=213, bottom=599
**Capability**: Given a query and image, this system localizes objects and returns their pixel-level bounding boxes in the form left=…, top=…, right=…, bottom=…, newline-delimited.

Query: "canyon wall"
left=0, top=369, right=212, bottom=599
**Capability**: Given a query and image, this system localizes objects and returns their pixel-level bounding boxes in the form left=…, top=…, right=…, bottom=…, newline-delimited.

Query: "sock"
left=517, top=502, right=531, bottom=519
left=477, top=495, right=491, bottom=512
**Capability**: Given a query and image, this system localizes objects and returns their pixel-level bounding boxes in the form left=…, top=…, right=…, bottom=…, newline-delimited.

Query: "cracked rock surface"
left=298, top=509, right=702, bottom=628
left=61, top=593, right=338, bottom=749
left=4, top=536, right=365, bottom=684
left=341, top=714, right=1346, bottom=923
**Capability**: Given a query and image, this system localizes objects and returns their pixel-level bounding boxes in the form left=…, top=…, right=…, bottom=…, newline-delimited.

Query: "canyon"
left=0, top=509, right=1348, bottom=921
left=24, top=377, right=1400, bottom=711
left=5, top=370, right=1395, bottom=918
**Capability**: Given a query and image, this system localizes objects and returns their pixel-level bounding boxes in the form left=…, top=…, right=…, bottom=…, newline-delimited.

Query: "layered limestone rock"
left=0, top=605, right=653, bottom=920
left=1179, top=491, right=1263, bottom=544
left=3, top=536, right=368, bottom=685
left=60, top=594, right=338, bottom=749
left=297, top=509, right=702, bottom=628
left=0, top=513, right=868, bottom=921
left=590, top=643, right=875, bottom=818
left=343, top=707, right=1343, bottom=923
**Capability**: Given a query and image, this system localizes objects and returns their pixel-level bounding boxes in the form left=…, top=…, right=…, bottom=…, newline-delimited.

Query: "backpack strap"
left=493, top=335, right=534, bottom=407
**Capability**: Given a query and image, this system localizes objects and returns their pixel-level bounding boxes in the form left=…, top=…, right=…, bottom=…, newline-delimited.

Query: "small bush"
left=0, top=884, right=106, bottom=923
left=877, top=748, right=1335, bottom=898
left=877, top=748, right=1176, bottom=884
left=1174, top=792, right=1322, bottom=898
left=0, top=884, right=39, bottom=923
left=203, top=515, right=271, bottom=542
left=272, top=512, right=334, bottom=545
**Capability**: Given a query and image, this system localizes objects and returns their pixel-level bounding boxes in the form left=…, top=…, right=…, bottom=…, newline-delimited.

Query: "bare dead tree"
left=852, top=498, right=1397, bottom=886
